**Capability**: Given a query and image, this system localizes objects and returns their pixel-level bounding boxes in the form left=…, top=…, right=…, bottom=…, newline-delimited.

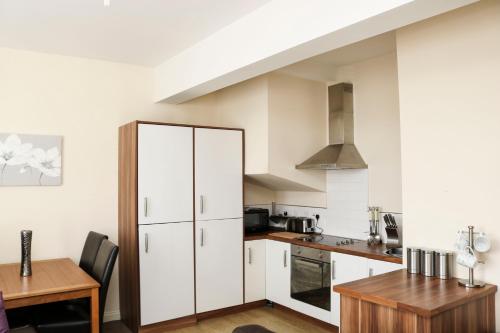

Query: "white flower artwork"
left=0, top=133, right=62, bottom=186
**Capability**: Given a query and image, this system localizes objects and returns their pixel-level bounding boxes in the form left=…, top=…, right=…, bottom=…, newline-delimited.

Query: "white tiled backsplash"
left=246, top=169, right=403, bottom=244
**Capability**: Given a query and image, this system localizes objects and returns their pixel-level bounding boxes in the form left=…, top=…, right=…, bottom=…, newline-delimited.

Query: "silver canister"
left=435, top=251, right=454, bottom=280
left=406, top=247, right=421, bottom=274
left=421, top=249, right=436, bottom=277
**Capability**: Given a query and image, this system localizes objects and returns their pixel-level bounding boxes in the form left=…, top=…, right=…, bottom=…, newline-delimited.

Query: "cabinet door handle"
left=332, top=260, right=335, bottom=280
left=369, top=268, right=374, bottom=277
left=200, top=228, right=205, bottom=247
left=248, top=248, right=252, bottom=264
left=144, top=197, right=148, bottom=217
left=145, top=233, right=149, bottom=253
left=283, top=250, right=287, bottom=268
left=200, top=195, right=204, bottom=214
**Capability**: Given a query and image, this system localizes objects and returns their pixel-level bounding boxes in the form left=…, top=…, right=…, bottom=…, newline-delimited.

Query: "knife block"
left=385, top=227, right=400, bottom=248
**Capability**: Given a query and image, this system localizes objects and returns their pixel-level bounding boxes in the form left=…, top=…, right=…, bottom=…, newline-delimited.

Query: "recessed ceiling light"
left=104, top=0, right=110, bottom=7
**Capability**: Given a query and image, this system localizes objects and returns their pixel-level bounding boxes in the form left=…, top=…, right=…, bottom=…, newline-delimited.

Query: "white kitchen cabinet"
left=138, top=222, right=195, bottom=326
left=331, top=252, right=368, bottom=327
left=138, top=124, right=193, bottom=225
left=195, top=128, right=243, bottom=221
left=265, top=240, right=291, bottom=307
left=367, top=258, right=403, bottom=277
left=196, top=218, right=244, bottom=313
left=244, top=240, right=266, bottom=303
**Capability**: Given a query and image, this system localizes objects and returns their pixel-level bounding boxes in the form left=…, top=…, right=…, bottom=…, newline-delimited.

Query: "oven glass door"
left=291, top=256, right=331, bottom=311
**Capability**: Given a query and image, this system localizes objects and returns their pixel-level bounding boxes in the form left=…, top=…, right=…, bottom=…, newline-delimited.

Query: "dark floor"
left=104, top=321, right=132, bottom=333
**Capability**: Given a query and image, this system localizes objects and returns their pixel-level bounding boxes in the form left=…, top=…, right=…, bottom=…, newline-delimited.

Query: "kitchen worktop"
left=333, top=269, right=497, bottom=317
left=244, top=231, right=402, bottom=264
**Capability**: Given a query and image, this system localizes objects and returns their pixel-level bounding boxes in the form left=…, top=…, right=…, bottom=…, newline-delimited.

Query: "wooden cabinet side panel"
left=359, top=300, right=397, bottom=333
left=119, top=122, right=140, bottom=333
left=340, top=295, right=359, bottom=333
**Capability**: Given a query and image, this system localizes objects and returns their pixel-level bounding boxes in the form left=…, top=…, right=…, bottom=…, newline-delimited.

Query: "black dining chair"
left=35, top=239, right=119, bottom=333
left=79, top=231, right=108, bottom=274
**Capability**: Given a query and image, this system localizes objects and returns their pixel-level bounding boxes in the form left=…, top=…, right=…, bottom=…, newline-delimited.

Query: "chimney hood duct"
left=296, top=83, right=367, bottom=170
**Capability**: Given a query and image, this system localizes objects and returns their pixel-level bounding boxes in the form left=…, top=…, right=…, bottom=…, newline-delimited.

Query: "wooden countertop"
left=333, top=269, right=497, bottom=317
left=245, top=231, right=402, bottom=264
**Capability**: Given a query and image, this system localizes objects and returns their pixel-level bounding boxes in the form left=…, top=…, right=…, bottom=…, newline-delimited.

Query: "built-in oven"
left=291, top=245, right=331, bottom=311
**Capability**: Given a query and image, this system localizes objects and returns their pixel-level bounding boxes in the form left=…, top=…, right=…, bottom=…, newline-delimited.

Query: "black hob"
left=295, top=234, right=362, bottom=246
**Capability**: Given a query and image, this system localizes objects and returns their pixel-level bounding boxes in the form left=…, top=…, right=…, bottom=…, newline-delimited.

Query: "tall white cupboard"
left=119, top=122, right=243, bottom=333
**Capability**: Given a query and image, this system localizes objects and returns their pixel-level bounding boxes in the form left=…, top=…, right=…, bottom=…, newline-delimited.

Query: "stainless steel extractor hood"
left=296, top=83, right=367, bottom=170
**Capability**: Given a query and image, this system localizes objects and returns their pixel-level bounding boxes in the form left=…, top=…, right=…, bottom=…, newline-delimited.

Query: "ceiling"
left=0, top=0, right=270, bottom=66
left=277, top=32, right=396, bottom=82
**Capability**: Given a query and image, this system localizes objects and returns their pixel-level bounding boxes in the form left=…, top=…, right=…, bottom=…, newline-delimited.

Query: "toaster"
left=287, top=217, right=315, bottom=234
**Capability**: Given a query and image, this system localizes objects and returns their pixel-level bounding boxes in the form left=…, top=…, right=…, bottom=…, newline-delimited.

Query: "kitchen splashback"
left=246, top=169, right=402, bottom=242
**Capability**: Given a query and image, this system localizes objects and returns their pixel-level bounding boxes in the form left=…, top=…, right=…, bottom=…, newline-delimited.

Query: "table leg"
left=91, top=287, right=100, bottom=333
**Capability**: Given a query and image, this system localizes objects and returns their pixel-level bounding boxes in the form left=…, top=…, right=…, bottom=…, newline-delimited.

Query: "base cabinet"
left=244, top=240, right=266, bottom=303
left=331, top=252, right=368, bottom=327
left=265, top=240, right=291, bottom=308
left=367, top=258, right=402, bottom=277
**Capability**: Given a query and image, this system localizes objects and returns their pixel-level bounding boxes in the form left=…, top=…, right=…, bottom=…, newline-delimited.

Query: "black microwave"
left=244, top=208, right=270, bottom=233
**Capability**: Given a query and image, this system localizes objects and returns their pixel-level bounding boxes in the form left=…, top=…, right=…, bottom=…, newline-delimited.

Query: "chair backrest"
left=79, top=231, right=108, bottom=274
left=0, top=292, right=9, bottom=333
left=91, top=239, right=119, bottom=328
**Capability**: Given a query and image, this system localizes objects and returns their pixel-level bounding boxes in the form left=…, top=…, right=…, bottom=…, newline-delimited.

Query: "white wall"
left=396, top=0, right=500, bottom=327
left=0, top=47, right=218, bottom=320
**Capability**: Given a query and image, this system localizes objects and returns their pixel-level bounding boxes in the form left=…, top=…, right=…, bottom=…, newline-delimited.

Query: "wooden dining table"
left=0, top=258, right=101, bottom=333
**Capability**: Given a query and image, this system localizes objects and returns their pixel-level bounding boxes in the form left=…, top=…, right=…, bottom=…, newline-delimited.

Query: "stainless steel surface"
left=408, top=248, right=420, bottom=274
left=200, top=228, right=205, bottom=247
left=384, top=214, right=400, bottom=248
left=291, top=245, right=331, bottom=311
left=331, top=260, right=335, bottom=280
left=296, top=83, right=367, bottom=170
left=458, top=225, right=485, bottom=288
left=248, top=247, right=252, bottom=265
left=421, top=249, right=436, bottom=277
left=407, top=247, right=421, bottom=274
left=284, top=250, right=287, bottom=268
left=435, top=250, right=454, bottom=280
left=384, top=247, right=403, bottom=258
left=200, top=195, right=204, bottom=214
left=291, top=245, right=330, bottom=264
left=145, top=233, right=149, bottom=253
left=287, top=217, right=315, bottom=234
left=144, top=197, right=148, bottom=217
left=269, top=215, right=290, bottom=231
left=367, top=207, right=381, bottom=245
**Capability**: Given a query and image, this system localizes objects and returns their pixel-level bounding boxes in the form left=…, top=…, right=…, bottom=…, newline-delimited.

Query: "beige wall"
left=396, top=0, right=500, bottom=327
left=273, top=53, right=403, bottom=210
left=214, top=76, right=269, bottom=175
left=0, top=47, right=218, bottom=320
left=335, top=53, right=402, bottom=213
left=268, top=73, right=327, bottom=192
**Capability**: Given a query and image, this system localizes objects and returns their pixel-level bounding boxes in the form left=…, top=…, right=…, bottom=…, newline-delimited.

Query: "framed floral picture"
left=0, top=133, right=62, bottom=186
